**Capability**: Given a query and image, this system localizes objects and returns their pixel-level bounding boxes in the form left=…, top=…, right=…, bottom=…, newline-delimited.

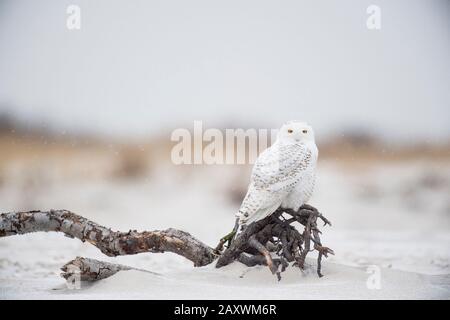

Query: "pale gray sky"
left=0, top=0, right=449, bottom=141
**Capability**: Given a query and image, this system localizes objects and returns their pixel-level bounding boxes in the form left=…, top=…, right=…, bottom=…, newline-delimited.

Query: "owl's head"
left=277, top=121, right=315, bottom=144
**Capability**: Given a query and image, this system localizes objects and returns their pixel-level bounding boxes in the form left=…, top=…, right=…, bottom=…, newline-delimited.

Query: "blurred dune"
left=1, top=113, right=449, bottom=184
left=0, top=113, right=449, bottom=218
left=1, top=114, right=449, bottom=299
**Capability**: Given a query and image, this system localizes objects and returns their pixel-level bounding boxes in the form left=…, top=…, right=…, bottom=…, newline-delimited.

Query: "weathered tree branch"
left=60, top=256, right=159, bottom=282
left=0, top=209, right=216, bottom=267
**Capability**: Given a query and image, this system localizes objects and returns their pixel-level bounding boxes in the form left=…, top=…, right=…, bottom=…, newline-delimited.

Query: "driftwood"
left=0, top=205, right=333, bottom=282
left=61, top=256, right=159, bottom=282
left=0, top=209, right=215, bottom=267
left=216, top=205, right=334, bottom=279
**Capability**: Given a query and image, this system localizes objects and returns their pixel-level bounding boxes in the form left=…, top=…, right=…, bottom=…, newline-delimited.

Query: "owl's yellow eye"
left=287, top=129, right=293, bottom=134
left=302, top=130, right=308, bottom=134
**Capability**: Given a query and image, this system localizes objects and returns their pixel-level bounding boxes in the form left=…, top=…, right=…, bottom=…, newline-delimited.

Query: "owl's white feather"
left=236, top=121, right=318, bottom=226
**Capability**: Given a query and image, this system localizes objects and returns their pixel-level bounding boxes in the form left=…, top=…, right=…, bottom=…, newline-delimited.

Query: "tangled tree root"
left=215, top=204, right=334, bottom=279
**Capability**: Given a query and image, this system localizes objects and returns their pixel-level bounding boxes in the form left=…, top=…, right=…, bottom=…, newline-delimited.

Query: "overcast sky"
left=0, top=0, right=449, bottom=141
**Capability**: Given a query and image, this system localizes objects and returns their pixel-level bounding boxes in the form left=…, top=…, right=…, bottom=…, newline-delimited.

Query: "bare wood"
left=215, top=209, right=283, bottom=268
left=215, top=205, right=333, bottom=278
left=60, top=256, right=159, bottom=282
left=1, top=205, right=332, bottom=280
left=0, top=209, right=217, bottom=267
left=248, top=235, right=276, bottom=274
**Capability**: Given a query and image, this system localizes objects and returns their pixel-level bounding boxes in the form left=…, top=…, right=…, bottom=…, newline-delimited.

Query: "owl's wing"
left=237, top=143, right=313, bottom=225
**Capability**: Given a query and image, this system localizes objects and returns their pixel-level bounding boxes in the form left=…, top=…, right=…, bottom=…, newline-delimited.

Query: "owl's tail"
left=238, top=202, right=281, bottom=228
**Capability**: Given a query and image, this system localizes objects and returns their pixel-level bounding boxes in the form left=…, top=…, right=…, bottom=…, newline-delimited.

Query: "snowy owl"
left=236, top=121, right=318, bottom=228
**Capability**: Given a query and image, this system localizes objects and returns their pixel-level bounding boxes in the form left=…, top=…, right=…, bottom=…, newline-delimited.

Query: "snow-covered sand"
left=1, top=161, right=449, bottom=299
left=3, top=258, right=449, bottom=300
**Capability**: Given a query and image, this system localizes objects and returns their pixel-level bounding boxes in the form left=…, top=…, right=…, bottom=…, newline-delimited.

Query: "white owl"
left=236, top=121, right=318, bottom=227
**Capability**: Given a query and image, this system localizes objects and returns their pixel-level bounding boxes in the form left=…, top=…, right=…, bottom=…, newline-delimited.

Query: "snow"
left=1, top=160, right=449, bottom=299
left=2, top=254, right=448, bottom=299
